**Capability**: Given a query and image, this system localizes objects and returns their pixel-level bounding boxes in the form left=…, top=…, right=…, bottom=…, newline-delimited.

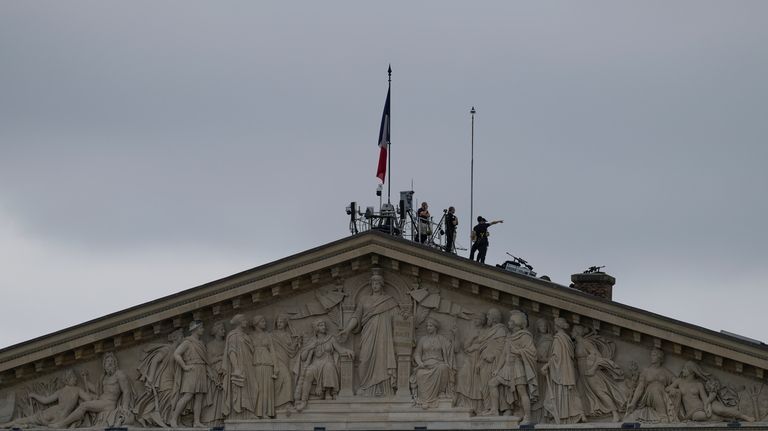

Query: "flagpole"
left=470, top=106, right=476, bottom=246
left=387, top=65, right=392, bottom=204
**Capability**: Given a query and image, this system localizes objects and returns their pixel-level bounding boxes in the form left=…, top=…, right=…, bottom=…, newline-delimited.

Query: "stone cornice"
left=0, top=234, right=374, bottom=372
left=363, top=236, right=768, bottom=370
left=1, top=230, right=766, bottom=378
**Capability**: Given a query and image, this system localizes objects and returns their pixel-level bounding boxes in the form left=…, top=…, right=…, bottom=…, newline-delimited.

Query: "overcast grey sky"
left=1, top=1, right=767, bottom=349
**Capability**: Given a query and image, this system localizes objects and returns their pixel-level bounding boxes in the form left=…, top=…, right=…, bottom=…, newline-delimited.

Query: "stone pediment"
left=1, top=231, right=767, bottom=429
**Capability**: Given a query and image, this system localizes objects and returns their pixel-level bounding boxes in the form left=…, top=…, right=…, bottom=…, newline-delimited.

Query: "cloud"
left=0, top=206, right=268, bottom=349
left=0, top=0, right=767, bottom=348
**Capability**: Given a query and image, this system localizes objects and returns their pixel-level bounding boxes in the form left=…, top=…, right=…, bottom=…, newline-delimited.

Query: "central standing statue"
left=339, top=269, right=407, bottom=397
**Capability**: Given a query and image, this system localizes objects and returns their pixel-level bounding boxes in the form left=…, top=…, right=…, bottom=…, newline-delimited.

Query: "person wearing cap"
left=170, top=320, right=210, bottom=428
left=469, top=216, right=503, bottom=263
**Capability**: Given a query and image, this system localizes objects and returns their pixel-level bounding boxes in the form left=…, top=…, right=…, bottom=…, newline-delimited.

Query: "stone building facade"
left=0, top=231, right=766, bottom=429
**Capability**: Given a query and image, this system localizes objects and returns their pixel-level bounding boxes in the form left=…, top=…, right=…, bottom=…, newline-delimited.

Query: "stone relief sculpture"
left=295, top=320, right=353, bottom=411
left=533, top=318, right=553, bottom=422
left=745, top=384, right=766, bottom=421
left=3, top=272, right=768, bottom=429
left=133, top=329, right=184, bottom=427
left=271, top=314, right=299, bottom=410
left=0, top=394, right=12, bottom=425
left=482, top=310, right=538, bottom=425
left=572, top=324, right=628, bottom=422
left=222, top=314, right=257, bottom=420
left=202, top=321, right=226, bottom=427
left=454, top=313, right=486, bottom=414
left=624, top=348, right=675, bottom=422
left=0, top=370, right=88, bottom=428
left=475, top=308, right=509, bottom=412
left=250, top=315, right=279, bottom=419
left=169, top=320, right=213, bottom=428
left=666, top=361, right=754, bottom=422
left=541, top=317, right=586, bottom=424
left=705, top=375, right=752, bottom=422
left=286, top=286, right=346, bottom=328
left=409, top=284, right=473, bottom=327
left=51, top=352, right=134, bottom=428
left=409, top=318, right=456, bottom=409
left=624, top=360, right=641, bottom=400
left=338, top=269, right=409, bottom=397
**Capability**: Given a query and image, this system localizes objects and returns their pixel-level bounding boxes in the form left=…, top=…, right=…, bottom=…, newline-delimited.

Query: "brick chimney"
left=571, top=271, right=616, bottom=300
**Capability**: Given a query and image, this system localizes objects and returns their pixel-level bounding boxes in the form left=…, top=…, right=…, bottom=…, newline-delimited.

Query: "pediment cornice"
left=1, top=231, right=766, bottom=385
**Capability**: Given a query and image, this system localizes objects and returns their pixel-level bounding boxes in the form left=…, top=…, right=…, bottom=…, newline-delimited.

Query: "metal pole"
left=470, top=106, right=475, bottom=247
left=387, top=65, right=392, bottom=204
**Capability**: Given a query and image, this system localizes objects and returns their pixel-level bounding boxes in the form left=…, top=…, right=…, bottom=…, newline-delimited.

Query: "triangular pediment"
left=1, top=231, right=766, bottom=428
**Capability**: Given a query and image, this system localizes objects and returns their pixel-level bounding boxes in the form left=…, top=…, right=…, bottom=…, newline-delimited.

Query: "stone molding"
left=1, top=231, right=766, bottom=380
left=1, top=232, right=768, bottom=428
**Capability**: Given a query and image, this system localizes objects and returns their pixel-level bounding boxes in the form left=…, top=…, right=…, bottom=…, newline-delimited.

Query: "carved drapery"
left=0, top=268, right=764, bottom=428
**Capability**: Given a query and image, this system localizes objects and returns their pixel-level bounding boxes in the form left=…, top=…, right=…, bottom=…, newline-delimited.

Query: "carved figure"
left=624, top=348, right=675, bottom=422
left=222, top=314, right=256, bottom=420
left=50, top=352, right=133, bottom=428
left=705, top=376, right=752, bottom=422
left=482, top=310, right=538, bottom=425
left=251, top=315, right=278, bottom=418
left=409, top=285, right=473, bottom=327
left=272, top=314, right=300, bottom=409
left=410, top=318, right=456, bottom=408
left=285, top=286, right=347, bottom=326
left=0, top=370, right=88, bottom=428
left=339, top=269, right=407, bottom=397
left=169, top=320, right=212, bottom=428
left=295, top=320, right=353, bottom=411
left=133, top=329, right=184, bottom=427
left=571, top=324, right=628, bottom=422
left=454, top=313, right=486, bottom=413
left=666, top=361, right=754, bottom=422
left=541, top=317, right=586, bottom=424
left=476, top=308, right=509, bottom=411
left=202, top=321, right=226, bottom=426
left=533, top=318, right=553, bottom=422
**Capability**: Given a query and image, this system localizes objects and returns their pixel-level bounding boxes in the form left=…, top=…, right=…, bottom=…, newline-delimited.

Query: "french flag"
left=376, top=87, right=390, bottom=183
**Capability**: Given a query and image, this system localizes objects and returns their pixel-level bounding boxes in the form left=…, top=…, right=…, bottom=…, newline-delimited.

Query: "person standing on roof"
left=469, top=216, right=503, bottom=263
left=444, top=206, right=458, bottom=253
left=416, top=202, right=431, bottom=244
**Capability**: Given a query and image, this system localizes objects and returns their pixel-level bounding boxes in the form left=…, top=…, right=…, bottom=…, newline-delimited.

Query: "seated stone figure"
left=666, top=361, right=754, bottom=422
left=295, top=320, right=353, bottom=411
left=50, top=353, right=133, bottom=428
left=705, top=375, right=754, bottom=422
left=409, top=318, right=455, bottom=409
left=0, top=370, right=88, bottom=428
left=625, top=348, right=675, bottom=422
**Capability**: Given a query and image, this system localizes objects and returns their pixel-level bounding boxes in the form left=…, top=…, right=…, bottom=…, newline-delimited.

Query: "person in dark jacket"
left=469, top=216, right=503, bottom=263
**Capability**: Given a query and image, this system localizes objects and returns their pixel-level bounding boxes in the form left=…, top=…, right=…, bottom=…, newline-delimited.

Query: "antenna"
left=470, top=106, right=476, bottom=248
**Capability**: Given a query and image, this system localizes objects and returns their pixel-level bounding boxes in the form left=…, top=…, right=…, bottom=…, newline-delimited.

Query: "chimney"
left=571, top=271, right=616, bottom=300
